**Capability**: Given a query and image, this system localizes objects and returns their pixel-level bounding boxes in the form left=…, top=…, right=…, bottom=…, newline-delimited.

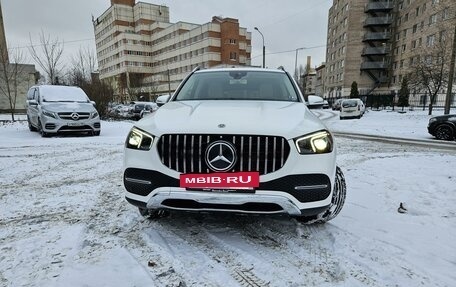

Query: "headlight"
left=294, top=130, right=333, bottom=154
left=91, top=111, right=99, bottom=119
left=126, top=127, right=154, bottom=150
left=42, top=110, right=57, bottom=119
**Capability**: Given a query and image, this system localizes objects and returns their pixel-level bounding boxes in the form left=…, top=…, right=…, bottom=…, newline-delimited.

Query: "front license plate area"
left=180, top=172, right=259, bottom=190
left=67, top=122, right=83, bottom=126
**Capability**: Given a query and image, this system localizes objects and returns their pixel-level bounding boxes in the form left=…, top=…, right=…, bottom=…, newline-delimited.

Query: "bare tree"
left=407, top=0, right=455, bottom=115
left=67, top=46, right=96, bottom=86
left=28, top=30, right=64, bottom=84
left=408, top=34, right=452, bottom=115
left=0, top=44, right=29, bottom=121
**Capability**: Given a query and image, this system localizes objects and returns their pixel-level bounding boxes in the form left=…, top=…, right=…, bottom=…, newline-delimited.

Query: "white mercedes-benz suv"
left=123, top=68, right=346, bottom=223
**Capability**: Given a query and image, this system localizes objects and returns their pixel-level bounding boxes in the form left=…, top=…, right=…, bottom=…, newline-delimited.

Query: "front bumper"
left=41, top=116, right=101, bottom=134
left=123, top=168, right=333, bottom=216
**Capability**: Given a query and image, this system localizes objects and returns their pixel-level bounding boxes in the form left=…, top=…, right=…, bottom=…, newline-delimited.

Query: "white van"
left=340, top=99, right=365, bottom=120
left=26, top=85, right=101, bottom=137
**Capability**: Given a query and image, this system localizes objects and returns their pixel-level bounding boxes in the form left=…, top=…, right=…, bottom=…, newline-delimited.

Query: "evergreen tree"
left=398, top=77, right=410, bottom=111
left=350, top=81, right=359, bottom=99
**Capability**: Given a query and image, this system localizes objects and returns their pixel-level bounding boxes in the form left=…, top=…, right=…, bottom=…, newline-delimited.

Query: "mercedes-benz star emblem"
left=205, top=141, right=236, bottom=172
left=70, top=113, right=79, bottom=120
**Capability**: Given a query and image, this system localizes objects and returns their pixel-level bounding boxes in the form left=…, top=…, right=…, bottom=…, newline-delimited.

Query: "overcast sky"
left=2, top=0, right=331, bottom=75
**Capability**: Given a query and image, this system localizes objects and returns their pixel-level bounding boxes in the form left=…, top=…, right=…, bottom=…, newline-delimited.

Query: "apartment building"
left=93, top=0, right=251, bottom=100
left=315, top=63, right=326, bottom=98
left=0, top=1, right=38, bottom=113
left=324, top=0, right=455, bottom=106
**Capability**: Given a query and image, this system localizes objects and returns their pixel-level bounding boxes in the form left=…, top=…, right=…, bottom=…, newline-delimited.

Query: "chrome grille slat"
left=240, top=136, right=244, bottom=171
left=248, top=136, right=252, bottom=171
left=265, top=137, right=269, bottom=174
left=157, top=134, right=290, bottom=175
left=183, top=135, right=187, bottom=173
left=272, top=137, right=277, bottom=172
left=190, top=135, right=195, bottom=173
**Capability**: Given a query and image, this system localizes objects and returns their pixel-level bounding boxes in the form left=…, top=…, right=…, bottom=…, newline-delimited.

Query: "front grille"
left=157, top=134, right=290, bottom=175
left=58, top=125, right=93, bottom=131
left=94, top=122, right=101, bottom=128
left=58, top=112, right=90, bottom=120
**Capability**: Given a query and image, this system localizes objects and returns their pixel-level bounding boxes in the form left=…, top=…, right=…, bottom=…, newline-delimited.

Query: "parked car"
left=340, top=99, right=365, bottom=120
left=139, top=103, right=158, bottom=118
left=306, top=95, right=325, bottom=109
left=323, top=100, right=330, bottom=109
left=108, top=104, right=130, bottom=118
left=332, top=99, right=343, bottom=111
left=123, top=67, right=347, bottom=223
left=26, top=85, right=101, bottom=137
left=427, top=114, right=456, bottom=141
left=128, top=102, right=146, bottom=120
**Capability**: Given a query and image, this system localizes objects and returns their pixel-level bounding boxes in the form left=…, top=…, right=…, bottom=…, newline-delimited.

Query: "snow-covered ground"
left=1, top=111, right=455, bottom=287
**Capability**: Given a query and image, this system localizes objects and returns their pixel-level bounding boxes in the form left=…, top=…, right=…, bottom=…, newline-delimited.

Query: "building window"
left=439, top=30, right=447, bottom=42
left=400, top=60, right=404, bottom=68
left=402, top=44, right=406, bottom=52
left=412, top=39, right=417, bottom=49
left=404, top=13, right=409, bottom=22
left=429, top=14, right=437, bottom=25
left=229, top=39, right=236, bottom=44
left=230, top=52, right=237, bottom=60
left=413, top=24, right=417, bottom=33
left=415, top=7, right=420, bottom=16
left=442, top=8, right=449, bottom=20
left=426, top=34, right=435, bottom=47
left=403, top=29, right=407, bottom=38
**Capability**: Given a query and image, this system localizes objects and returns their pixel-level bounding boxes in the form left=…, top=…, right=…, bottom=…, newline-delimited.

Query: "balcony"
left=363, top=32, right=391, bottom=41
left=364, top=16, right=393, bottom=27
left=362, top=46, right=390, bottom=55
left=360, top=62, right=388, bottom=70
left=365, top=2, right=394, bottom=12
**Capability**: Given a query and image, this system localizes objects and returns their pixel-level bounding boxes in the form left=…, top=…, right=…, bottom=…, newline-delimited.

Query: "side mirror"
left=28, top=99, right=38, bottom=106
left=90, top=101, right=96, bottom=106
left=156, top=95, right=170, bottom=107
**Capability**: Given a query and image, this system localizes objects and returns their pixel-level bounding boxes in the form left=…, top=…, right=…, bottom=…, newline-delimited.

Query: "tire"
left=38, top=120, right=48, bottom=137
left=28, top=117, right=37, bottom=132
left=434, top=125, right=454, bottom=141
left=93, top=131, right=100, bottom=136
left=295, top=166, right=347, bottom=224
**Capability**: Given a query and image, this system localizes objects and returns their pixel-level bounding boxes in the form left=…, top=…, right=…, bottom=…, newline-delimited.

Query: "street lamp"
left=254, top=27, right=265, bottom=68
left=295, top=47, right=306, bottom=81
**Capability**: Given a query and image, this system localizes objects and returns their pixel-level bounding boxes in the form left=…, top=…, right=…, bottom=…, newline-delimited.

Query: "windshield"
left=174, top=71, right=300, bottom=102
left=342, top=100, right=358, bottom=108
left=41, top=86, right=89, bottom=103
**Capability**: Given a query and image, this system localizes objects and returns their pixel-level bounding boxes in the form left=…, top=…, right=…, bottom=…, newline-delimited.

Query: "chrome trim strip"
left=125, top=177, right=152, bottom=185
left=146, top=191, right=302, bottom=215
left=294, top=184, right=328, bottom=190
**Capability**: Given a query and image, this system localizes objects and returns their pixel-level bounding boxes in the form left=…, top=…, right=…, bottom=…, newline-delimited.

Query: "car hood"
left=431, top=114, right=456, bottom=122
left=41, top=102, right=97, bottom=113
left=136, top=101, right=328, bottom=139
